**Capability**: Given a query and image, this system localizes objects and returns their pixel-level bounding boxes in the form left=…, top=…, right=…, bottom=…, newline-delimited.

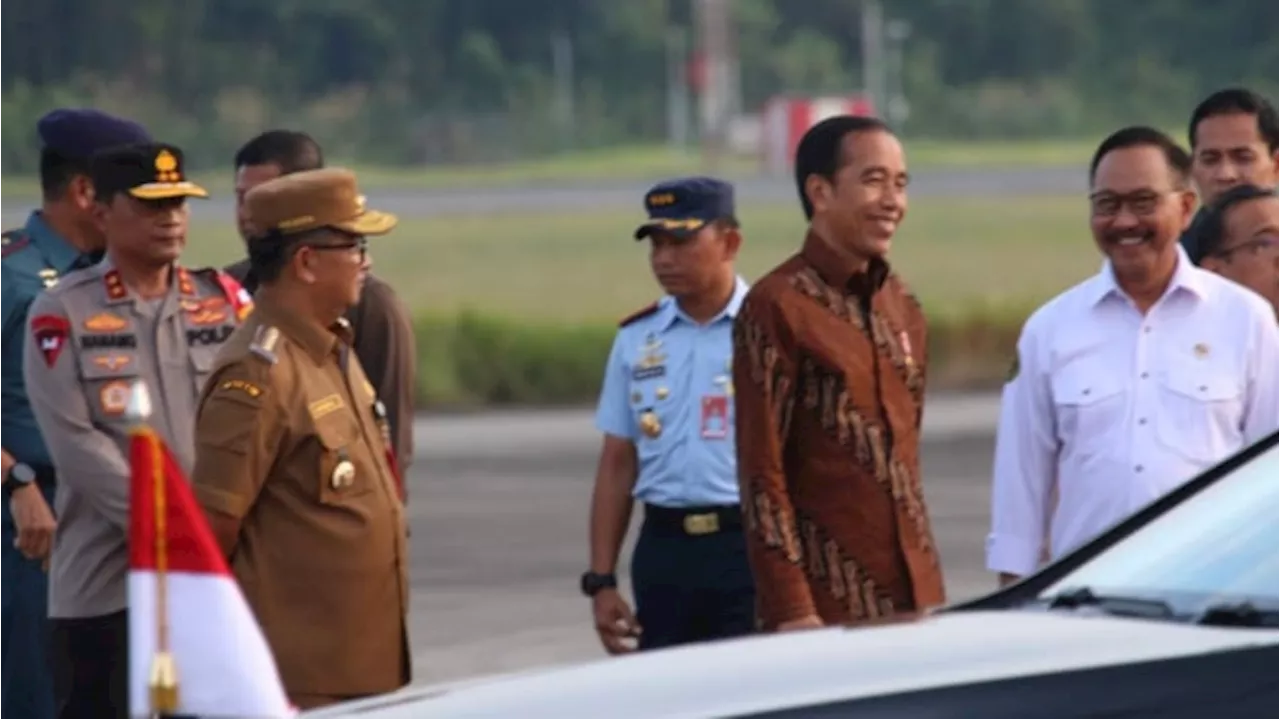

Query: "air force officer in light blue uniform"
left=581, top=177, right=756, bottom=654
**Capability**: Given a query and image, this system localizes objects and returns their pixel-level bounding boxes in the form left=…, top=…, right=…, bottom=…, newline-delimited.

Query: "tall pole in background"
left=551, top=32, right=575, bottom=152
left=696, top=0, right=732, bottom=170
left=885, top=19, right=912, bottom=128
left=666, top=26, right=691, bottom=151
left=860, top=0, right=885, bottom=119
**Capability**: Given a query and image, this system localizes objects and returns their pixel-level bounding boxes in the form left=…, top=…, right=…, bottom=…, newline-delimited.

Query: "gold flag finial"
left=142, top=417, right=181, bottom=713
left=149, top=650, right=180, bottom=712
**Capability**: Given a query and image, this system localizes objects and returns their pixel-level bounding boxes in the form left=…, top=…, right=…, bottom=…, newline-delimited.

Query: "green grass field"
left=0, top=137, right=1097, bottom=201
left=179, top=194, right=1099, bottom=322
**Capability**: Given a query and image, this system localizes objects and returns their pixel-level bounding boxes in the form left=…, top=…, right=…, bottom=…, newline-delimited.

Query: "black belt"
left=643, top=504, right=742, bottom=536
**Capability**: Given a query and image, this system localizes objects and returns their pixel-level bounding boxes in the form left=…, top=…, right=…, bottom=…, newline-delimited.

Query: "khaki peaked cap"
left=244, top=168, right=398, bottom=238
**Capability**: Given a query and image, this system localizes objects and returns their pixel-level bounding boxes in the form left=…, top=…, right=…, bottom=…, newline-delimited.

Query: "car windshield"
left=1038, top=444, right=1279, bottom=609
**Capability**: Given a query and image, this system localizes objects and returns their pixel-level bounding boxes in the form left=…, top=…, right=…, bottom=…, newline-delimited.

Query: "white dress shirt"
left=986, top=249, right=1280, bottom=576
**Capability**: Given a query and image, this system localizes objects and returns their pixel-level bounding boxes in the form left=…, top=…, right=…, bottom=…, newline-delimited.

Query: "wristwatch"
left=579, top=571, right=617, bottom=597
left=5, top=463, right=36, bottom=494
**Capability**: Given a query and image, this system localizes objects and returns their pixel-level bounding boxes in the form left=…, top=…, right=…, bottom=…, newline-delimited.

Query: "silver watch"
left=2, top=460, right=35, bottom=496
left=7, top=463, right=36, bottom=487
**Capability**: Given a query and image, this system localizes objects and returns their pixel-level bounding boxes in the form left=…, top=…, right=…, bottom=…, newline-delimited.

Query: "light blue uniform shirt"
left=594, top=277, right=749, bottom=508
left=1, top=211, right=87, bottom=468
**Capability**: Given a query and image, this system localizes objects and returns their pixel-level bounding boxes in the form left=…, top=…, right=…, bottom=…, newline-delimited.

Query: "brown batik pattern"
left=745, top=490, right=804, bottom=565
left=736, top=306, right=805, bottom=569
left=795, top=357, right=936, bottom=560
left=798, top=513, right=897, bottom=620
left=734, top=309, right=795, bottom=440
left=789, top=268, right=864, bottom=328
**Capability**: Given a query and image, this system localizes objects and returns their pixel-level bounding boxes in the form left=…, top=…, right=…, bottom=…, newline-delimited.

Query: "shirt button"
left=1199, top=385, right=1208, bottom=392
left=1143, top=326, right=1152, bottom=334
left=1138, top=418, right=1148, bottom=425
left=1081, top=388, right=1091, bottom=396
left=1140, top=372, right=1150, bottom=379
left=1135, top=464, right=1144, bottom=473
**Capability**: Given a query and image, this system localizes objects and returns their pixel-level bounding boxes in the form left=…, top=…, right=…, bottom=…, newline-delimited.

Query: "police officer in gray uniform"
left=23, top=142, right=252, bottom=719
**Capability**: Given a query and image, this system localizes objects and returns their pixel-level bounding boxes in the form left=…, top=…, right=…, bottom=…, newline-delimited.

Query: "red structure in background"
left=761, top=95, right=876, bottom=175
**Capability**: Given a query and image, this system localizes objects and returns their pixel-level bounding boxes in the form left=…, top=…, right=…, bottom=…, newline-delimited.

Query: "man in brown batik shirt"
left=732, top=116, right=946, bottom=633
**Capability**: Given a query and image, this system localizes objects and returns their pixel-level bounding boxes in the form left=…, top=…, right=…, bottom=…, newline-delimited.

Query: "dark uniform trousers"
left=631, top=503, right=757, bottom=650
left=51, top=610, right=128, bottom=719
left=2, top=473, right=57, bottom=719
left=48, top=606, right=126, bottom=711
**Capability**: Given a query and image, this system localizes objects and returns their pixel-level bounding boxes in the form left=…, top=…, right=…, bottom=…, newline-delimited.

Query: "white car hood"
left=304, top=609, right=1275, bottom=718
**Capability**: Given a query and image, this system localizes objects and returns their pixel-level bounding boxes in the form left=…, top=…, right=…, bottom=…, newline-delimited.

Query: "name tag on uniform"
left=700, top=395, right=729, bottom=440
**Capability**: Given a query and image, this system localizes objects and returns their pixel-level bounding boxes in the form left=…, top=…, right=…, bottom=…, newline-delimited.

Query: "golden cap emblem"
left=154, top=150, right=181, bottom=183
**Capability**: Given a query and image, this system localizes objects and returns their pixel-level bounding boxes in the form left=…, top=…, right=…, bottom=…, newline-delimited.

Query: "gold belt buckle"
left=683, top=512, right=720, bottom=536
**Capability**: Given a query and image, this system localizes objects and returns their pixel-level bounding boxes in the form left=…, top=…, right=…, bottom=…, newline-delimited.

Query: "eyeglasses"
left=306, top=236, right=368, bottom=262
left=1088, top=190, right=1177, bottom=217
left=1214, top=236, right=1279, bottom=260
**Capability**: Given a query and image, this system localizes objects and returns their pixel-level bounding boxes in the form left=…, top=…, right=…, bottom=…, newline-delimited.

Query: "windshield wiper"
left=1193, top=601, right=1280, bottom=628
left=1042, top=586, right=1177, bottom=620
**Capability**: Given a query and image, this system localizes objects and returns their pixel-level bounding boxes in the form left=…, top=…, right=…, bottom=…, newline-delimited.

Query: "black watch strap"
left=580, top=571, right=617, bottom=597
left=2, top=460, right=36, bottom=496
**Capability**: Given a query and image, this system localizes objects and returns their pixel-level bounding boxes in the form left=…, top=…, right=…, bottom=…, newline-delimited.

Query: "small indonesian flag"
left=128, top=426, right=294, bottom=718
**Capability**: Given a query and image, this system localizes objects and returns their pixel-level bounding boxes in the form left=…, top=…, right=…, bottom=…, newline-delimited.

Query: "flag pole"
left=126, top=382, right=180, bottom=715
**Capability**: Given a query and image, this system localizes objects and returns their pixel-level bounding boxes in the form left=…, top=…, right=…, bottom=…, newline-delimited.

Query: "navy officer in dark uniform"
left=582, top=177, right=757, bottom=653
left=1, top=108, right=150, bottom=719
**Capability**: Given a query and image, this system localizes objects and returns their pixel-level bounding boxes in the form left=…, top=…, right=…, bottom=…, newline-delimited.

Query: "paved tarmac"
left=403, top=392, right=1002, bottom=686
left=0, top=165, right=1082, bottom=226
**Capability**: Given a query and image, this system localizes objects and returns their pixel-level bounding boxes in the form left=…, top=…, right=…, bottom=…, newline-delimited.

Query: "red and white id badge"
left=700, top=395, right=729, bottom=439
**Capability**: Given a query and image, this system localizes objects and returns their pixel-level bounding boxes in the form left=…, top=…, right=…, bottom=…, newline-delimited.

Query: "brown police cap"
left=244, top=168, right=397, bottom=238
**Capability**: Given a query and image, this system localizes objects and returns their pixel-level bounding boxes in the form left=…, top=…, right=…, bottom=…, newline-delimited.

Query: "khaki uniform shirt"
left=22, top=259, right=250, bottom=618
left=226, top=258, right=417, bottom=478
left=733, top=231, right=946, bottom=631
left=190, top=298, right=410, bottom=697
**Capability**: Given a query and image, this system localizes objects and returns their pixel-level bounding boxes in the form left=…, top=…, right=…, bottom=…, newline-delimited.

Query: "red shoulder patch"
left=30, top=314, right=71, bottom=367
left=618, top=302, right=660, bottom=328
left=196, top=267, right=255, bottom=322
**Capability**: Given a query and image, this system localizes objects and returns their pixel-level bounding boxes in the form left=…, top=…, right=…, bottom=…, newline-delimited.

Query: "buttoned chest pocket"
left=1050, top=363, right=1125, bottom=452
left=311, top=409, right=377, bottom=505
left=77, top=347, right=143, bottom=425
left=1156, top=364, right=1243, bottom=462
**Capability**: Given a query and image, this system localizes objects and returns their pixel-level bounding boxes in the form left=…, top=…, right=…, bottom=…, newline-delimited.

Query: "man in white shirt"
left=986, top=126, right=1280, bottom=586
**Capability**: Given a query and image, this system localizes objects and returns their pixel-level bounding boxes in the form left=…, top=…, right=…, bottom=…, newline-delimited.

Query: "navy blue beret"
left=36, top=108, right=152, bottom=161
left=633, top=176, right=737, bottom=240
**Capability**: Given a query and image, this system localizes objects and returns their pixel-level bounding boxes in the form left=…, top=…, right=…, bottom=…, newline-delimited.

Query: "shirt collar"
left=799, top=230, right=890, bottom=295
left=23, top=211, right=86, bottom=272
left=254, top=298, right=351, bottom=363
left=654, top=275, right=750, bottom=332
left=1088, top=243, right=1208, bottom=307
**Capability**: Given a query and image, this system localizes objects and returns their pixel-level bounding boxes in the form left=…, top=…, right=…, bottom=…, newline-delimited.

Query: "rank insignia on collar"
left=104, top=270, right=128, bottom=300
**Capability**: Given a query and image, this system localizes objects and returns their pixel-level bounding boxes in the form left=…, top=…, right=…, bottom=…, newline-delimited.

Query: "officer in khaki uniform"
left=22, top=142, right=251, bottom=718
left=189, top=168, right=410, bottom=710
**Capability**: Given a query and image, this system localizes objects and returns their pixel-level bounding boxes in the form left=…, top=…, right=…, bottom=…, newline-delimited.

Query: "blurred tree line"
left=2, top=0, right=1276, bottom=173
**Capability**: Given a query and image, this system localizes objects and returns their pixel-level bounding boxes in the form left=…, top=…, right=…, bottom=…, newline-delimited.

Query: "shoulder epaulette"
left=618, top=301, right=660, bottom=328
left=249, top=325, right=281, bottom=365
left=1, top=229, right=31, bottom=259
